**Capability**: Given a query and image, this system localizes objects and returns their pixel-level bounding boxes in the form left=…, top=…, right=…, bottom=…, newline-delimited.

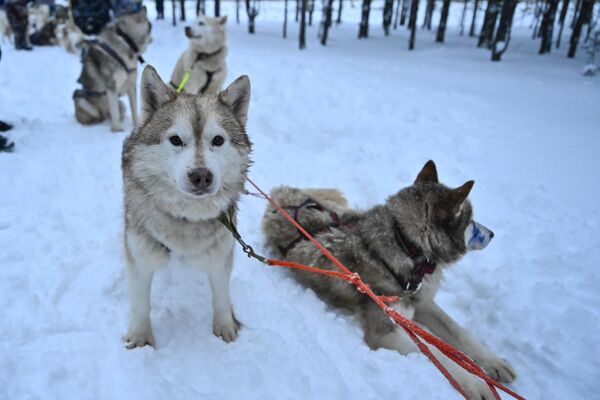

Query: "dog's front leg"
left=414, top=301, right=516, bottom=383
left=107, top=90, right=123, bottom=132
left=127, top=79, right=138, bottom=127
left=123, top=233, right=169, bottom=349
left=367, top=302, right=499, bottom=400
left=206, top=249, right=240, bottom=343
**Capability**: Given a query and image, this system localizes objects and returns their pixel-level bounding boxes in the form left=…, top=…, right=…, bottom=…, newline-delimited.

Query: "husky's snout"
left=185, top=26, right=200, bottom=39
left=465, top=220, right=494, bottom=251
left=188, top=167, right=213, bottom=194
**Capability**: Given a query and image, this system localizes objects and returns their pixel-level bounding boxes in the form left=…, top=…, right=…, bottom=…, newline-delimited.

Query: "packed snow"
left=1, top=2, right=599, bottom=400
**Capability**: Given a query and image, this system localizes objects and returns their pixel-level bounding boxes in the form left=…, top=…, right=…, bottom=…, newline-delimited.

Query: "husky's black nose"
left=188, top=168, right=213, bottom=192
left=489, top=230, right=495, bottom=239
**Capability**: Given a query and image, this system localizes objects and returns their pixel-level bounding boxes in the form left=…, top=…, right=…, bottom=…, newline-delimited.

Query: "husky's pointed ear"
left=219, top=75, right=251, bottom=126
left=415, top=160, right=439, bottom=184
left=438, top=180, right=474, bottom=219
left=219, top=15, right=228, bottom=25
left=141, top=65, right=174, bottom=121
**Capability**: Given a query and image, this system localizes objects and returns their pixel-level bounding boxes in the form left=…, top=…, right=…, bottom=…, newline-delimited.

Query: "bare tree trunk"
left=470, top=0, right=480, bottom=36
left=296, top=0, right=300, bottom=22
left=409, top=0, right=419, bottom=49
left=284, top=0, right=289, bottom=37
left=460, top=0, right=468, bottom=35
left=555, top=0, right=570, bottom=48
left=358, top=0, right=372, bottom=38
left=321, top=0, right=335, bottom=44
left=308, top=0, right=315, bottom=26
left=571, top=0, right=582, bottom=28
left=336, top=0, right=343, bottom=24
left=179, top=0, right=185, bottom=21
left=401, top=0, right=411, bottom=26
left=539, top=0, right=559, bottom=54
left=423, top=0, right=435, bottom=30
left=436, top=0, right=451, bottom=42
left=246, top=0, right=259, bottom=34
left=383, top=0, right=394, bottom=35
left=172, top=0, right=177, bottom=26
left=299, top=0, right=308, bottom=49
left=568, top=0, right=594, bottom=57
left=478, top=0, right=500, bottom=48
left=214, top=0, right=220, bottom=16
left=491, top=0, right=517, bottom=60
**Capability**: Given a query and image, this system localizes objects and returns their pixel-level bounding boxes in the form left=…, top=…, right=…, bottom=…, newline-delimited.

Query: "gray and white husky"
left=73, top=9, right=152, bottom=132
left=170, top=13, right=227, bottom=96
left=262, top=161, right=516, bottom=399
left=121, top=65, right=251, bottom=348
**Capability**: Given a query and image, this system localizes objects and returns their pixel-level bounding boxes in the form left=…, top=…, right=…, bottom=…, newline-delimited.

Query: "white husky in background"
left=170, top=13, right=227, bottom=95
left=121, top=65, right=252, bottom=348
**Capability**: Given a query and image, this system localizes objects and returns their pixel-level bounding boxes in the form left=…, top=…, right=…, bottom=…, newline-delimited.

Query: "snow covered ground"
left=1, top=2, right=599, bottom=399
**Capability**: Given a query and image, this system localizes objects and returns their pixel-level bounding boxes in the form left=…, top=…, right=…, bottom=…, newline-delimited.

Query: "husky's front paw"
left=122, top=330, right=155, bottom=349
left=457, top=374, right=498, bottom=400
left=479, top=355, right=516, bottom=383
left=213, top=315, right=240, bottom=343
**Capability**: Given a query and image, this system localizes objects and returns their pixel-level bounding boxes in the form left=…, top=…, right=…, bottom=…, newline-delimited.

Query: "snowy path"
left=1, top=6, right=599, bottom=400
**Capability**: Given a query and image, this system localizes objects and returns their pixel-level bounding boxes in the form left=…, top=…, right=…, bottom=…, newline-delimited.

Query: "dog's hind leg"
left=107, top=90, right=124, bottom=132
left=414, top=301, right=516, bottom=383
left=123, top=232, right=169, bottom=349
left=127, top=80, right=138, bottom=127
left=206, top=248, right=240, bottom=343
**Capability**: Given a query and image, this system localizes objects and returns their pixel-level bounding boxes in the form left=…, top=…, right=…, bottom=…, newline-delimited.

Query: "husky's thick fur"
left=170, top=14, right=227, bottom=95
left=262, top=161, right=516, bottom=399
left=121, top=65, right=251, bottom=348
left=73, top=9, right=151, bottom=132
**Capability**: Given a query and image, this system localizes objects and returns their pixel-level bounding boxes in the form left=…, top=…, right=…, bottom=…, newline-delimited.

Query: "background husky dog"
left=121, top=65, right=251, bottom=348
left=73, top=9, right=151, bottom=132
left=170, top=13, right=227, bottom=95
left=262, top=161, right=515, bottom=400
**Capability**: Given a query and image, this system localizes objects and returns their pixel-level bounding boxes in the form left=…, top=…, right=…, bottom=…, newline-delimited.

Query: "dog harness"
left=169, top=47, right=224, bottom=94
left=116, top=25, right=146, bottom=64
left=280, top=198, right=437, bottom=295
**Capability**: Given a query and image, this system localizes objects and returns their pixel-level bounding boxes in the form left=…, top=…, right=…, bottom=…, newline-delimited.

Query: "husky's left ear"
left=439, top=181, right=474, bottom=219
left=219, top=16, right=227, bottom=25
left=415, top=160, right=439, bottom=184
left=219, top=75, right=251, bottom=126
left=140, top=65, right=175, bottom=121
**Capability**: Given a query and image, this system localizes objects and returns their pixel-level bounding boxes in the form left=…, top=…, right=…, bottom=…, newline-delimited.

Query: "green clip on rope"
left=176, top=69, right=192, bottom=93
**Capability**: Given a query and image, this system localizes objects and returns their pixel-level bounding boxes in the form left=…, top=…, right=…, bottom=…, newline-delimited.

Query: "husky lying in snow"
left=121, top=65, right=251, bottom=348
left=262, top=161, right=516, bottom=399
left=73, top=9, right=152, bottom=132
left=170, top=13, right=227, bottom=95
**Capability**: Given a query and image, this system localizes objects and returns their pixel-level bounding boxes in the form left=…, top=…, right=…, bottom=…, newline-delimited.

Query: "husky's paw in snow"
left=121, top=65, right=252, bottom=348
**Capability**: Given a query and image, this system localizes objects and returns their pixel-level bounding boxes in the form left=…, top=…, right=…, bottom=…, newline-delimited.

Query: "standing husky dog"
left=170, top=14, right=227, bottom=95
left=121, top=65, right=251, bottom=348
left=73, top=9, right=152, bottom=132
left=262, top=161, right=516, bottom=399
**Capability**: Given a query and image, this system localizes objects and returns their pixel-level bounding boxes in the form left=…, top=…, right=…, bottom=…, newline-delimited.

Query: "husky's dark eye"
left=212, top=135, right=225, bottom=147
left=169, top=135, right=184, bottom=146
left=198, top=21, right=205, bottom=26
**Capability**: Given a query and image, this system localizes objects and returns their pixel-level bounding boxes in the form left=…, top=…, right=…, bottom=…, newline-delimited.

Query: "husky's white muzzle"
left=465, top=221, right=494, bottom=251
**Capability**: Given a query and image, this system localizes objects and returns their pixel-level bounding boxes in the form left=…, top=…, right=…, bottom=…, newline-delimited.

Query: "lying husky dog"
left=262, top=161, right=516, bottom=399
left=73, top=9, right=152, bottom=132
left=121, top=65, right=251, bottom=348
left=170, top=14, right=227, bottom=95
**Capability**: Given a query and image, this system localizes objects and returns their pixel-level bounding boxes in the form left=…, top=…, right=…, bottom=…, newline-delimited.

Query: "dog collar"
left=116, top=26, right=146, bottom=64
left=391, top=221, right=437, bottom=293
left=195, top=47, right=224, bottom=62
